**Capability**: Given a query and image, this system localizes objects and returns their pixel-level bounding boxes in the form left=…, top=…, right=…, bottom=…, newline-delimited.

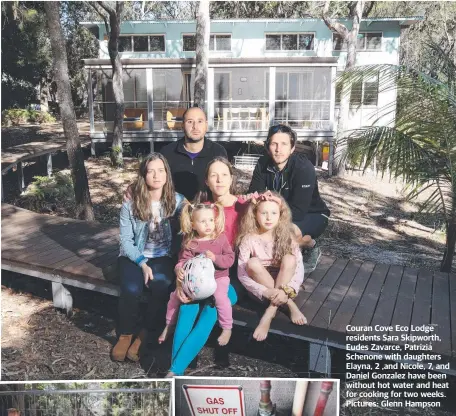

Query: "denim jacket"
left=119, top=192, right=185, bottom=266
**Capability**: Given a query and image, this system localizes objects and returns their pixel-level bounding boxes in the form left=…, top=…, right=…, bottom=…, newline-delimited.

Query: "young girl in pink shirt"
left=237, top=191, right=307, bottom=341
left=159, top=202, right=235, bottom=347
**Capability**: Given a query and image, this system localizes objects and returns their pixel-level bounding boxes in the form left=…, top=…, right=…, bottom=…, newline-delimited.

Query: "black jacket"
left=160, top=138, right=227, bottom=201
left=248, top=153, right=330, bottom=221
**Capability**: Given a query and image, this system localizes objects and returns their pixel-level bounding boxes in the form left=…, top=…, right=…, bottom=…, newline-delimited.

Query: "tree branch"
left=90, top=2, right=110, bottom=37
left=322, top=0, right=349, bottom=38
left=363, top=1, right=374, bottom=18
left=97, top=1, right=116, bottom=17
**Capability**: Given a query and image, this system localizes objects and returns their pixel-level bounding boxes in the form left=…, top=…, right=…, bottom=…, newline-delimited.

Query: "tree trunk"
left=105, top=2, right=125, bottom=167
left=44, top=1, right=95, bottom=221
left=323, top=0, right=365, bottom=176
left=441, top=221, right=456, bottom=272
left=194, top=0, right=210, bottom=110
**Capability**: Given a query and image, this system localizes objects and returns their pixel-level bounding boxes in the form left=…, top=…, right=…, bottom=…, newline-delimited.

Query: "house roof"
left=81, top=16, right=423, bottom=28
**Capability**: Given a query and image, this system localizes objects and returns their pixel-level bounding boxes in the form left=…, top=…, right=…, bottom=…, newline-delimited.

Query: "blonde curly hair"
left=236, top=192, right=296, bottom=265
left=180, top=202, right=225, bottom=248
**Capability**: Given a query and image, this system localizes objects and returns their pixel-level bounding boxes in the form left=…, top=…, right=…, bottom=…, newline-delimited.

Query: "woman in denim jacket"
left=113, top=152, right=185, bottom=362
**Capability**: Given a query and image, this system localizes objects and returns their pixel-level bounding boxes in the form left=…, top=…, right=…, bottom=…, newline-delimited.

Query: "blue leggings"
left=170, top=284, right=238, bottom=375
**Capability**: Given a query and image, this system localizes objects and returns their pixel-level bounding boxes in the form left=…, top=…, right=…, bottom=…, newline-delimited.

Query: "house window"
left=118, top=35, right=165, bottom=52
left=184, top=34, right=232, bottom=51
left=210, top=34, right=231, bottom=51
left=333, top=32, right=382, bottom=51
left=149, top=35, right=165, bottom=52
left=183, top=34, right=196, bottom=51
left=266, top=33, right=315, bottom=51
left=336, top=73, right=379, bottom=106
left=119, top=36, right=133, bottom=52
left=133, top=36, right=148, bottom=52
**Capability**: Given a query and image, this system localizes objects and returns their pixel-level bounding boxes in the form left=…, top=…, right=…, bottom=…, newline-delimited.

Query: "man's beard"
left=185, top=135, right=204, bottom=143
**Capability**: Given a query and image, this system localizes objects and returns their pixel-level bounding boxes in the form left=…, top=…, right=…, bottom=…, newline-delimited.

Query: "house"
left=82, top=17, right=421, bottom=171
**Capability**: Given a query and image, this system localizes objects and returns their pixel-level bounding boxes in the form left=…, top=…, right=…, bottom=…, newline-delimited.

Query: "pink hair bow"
left=251, top=190, right=282, bottom=206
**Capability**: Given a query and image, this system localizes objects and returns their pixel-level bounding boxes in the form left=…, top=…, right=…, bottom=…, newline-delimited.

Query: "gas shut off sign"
left=183, top=385, right=246, bottom=416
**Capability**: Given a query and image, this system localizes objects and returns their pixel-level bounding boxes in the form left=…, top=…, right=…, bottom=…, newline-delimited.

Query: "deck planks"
left=2, top=203, right=455, bottom=364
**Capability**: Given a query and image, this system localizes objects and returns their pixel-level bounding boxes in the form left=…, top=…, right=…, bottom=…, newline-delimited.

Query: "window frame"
left=118, top=34, right=166, bottom=53
left=332, top=32, right=383, bottom=52
left=265, top=32, right=316, bottom=52
left=183, top=33, right=233, bottom=52
left=210, top=34, right=232, bottom=52
left=335, top=71, right=379, bottom=107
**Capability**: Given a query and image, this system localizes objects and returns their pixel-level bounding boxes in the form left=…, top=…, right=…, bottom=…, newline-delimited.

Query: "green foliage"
left=338, top=41, right=456, bottom=271
left=1, top=109, right=56, bottom=126
left=110, top=145, right=125, bottom=168
left=21, top=172, right=74, bottom=211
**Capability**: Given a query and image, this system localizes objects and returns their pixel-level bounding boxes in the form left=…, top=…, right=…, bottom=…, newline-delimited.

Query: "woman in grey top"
left=113, top=153, right=185, bottom=362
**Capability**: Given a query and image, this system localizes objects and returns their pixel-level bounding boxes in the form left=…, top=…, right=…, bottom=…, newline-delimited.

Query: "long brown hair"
left=180, top=202, right=225, bottom=248
left=236, top=192, right=296, bottom=265
left=132, top=153, right=176, bottom=221
left=194, top=157, right=237, bottom=203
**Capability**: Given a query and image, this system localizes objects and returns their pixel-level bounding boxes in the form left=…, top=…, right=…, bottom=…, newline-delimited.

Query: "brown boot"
left=126, top=329, right=147, bottom=362
left=111, top=335, right=133, bottom=362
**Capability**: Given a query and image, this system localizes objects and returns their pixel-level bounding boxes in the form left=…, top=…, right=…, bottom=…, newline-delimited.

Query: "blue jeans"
left=118, top=256, right=174, bottom=335
left=170, top=285, right=238, bottom=375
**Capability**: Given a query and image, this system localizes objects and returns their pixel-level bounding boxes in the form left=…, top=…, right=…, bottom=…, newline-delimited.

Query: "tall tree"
left=90, top=1, right=125, bottom=167
left=322, top=1, right=374, bottom=175
left=194, top=0, right=210, bottom=110
left=44, top=1, right=95, bottom=221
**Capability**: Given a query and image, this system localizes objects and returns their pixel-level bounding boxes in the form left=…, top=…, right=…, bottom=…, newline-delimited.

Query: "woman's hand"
left=141, top=263, right=154, bottom=285
left=175, top=267, right=185, bottom=282
left=205, top=250, right=216, bottom=262
left=176, top=286, right=191, bottom=303
left=270, top=289, right=289, bottom=306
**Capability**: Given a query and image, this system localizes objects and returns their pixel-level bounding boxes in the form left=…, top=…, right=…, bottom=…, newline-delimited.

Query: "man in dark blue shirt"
left=160, top=107, right=227, bottom=201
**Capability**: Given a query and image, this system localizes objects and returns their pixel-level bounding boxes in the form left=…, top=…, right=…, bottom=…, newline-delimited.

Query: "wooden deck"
left=2, top=203, right=455, bottom=374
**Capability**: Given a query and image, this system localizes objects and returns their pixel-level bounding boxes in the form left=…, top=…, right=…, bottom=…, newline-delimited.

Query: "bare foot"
left=158, top=325, right=174, bottom=344
left=218, top=329, right=232, bottom=346
left=253, top=306, right=277, bottom=341
left=165, top=371, right=176, bottom=378
left=288, top=300, right=307, bottom=325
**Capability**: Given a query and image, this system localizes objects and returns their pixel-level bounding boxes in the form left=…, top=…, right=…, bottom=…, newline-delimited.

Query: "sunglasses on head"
left=268, top=124, right=294, bottom=135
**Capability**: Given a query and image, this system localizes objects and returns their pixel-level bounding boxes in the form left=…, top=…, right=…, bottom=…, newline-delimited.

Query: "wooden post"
left=47, top=154, right=53, bottom=177
left=17, top=162, right=25, bottom=193
left=150, top=141, right=154, bottom=154
left=52, top=282, right=73, bottom=315
left=328, top=139, right=333, bottom=176
left=91, top=141, right=96, bottom=157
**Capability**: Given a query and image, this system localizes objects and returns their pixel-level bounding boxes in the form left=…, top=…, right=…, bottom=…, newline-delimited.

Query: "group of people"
left=112, top=106, right=330, bottom=377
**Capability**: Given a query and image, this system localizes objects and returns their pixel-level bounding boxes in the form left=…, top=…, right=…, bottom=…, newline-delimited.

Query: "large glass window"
left=275, top=67, right=331, bottom=129
left=92, top=69, right=148, bottom=132
left=266, top=33, right=315, bottom=51
left=214, top=67, right=269, bottom=131
left=152, top=69, right=194, bottom=130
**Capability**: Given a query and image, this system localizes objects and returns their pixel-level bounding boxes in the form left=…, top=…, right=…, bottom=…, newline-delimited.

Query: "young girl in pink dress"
left=237, top=191, right=307, bottom=341
left=159, top=202, right=235, bottom=346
